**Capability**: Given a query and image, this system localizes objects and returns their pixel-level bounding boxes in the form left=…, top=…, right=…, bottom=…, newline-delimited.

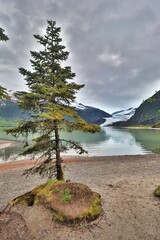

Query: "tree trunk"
left=55, top=120, right=64, bottom=180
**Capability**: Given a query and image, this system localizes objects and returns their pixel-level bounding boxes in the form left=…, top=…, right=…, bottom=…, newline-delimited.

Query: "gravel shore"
left=1, top=154, right=160, bottom=240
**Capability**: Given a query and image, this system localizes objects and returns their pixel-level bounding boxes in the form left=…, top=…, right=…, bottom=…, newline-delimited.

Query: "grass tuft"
left=59, top=188, right=72, bottom=203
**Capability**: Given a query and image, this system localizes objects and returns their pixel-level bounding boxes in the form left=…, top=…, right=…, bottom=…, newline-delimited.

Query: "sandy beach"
left=0, top=154, right=160, bottom=240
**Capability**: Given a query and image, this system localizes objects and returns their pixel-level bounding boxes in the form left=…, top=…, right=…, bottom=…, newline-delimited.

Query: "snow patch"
left=101, top=108, right=136, bottom=126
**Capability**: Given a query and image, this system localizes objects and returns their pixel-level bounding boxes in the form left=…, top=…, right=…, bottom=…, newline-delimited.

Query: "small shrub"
left=154, top=186, right=160, bottom=197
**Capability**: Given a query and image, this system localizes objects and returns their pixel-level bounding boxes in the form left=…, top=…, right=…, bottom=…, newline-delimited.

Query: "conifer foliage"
left=0, top=85, right=10, bottom=100
left=7, top=20, right=100, bottom=180
left=0, top=27, right=10, bottom=100
left=0, top=28, right=9, bottom=41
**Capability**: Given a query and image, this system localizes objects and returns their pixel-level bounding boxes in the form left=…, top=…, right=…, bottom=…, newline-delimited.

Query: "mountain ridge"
left=0, top=95, right=111, bottom=125
left=75, top=102, right=111, bottom=125
left=2, top=90, right=160, bottom=127
left=127, top=90, right=160, bottom=126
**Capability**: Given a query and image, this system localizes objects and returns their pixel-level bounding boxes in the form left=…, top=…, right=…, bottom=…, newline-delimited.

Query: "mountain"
left=101, top=108, right=136, bottom=126
left=0, top=100, right=22, bottom=119
left=0, top=96, right=111, bottom=126
left=74, top=103, right=111, bottom=125
left=0, top=91, right=26, bottom=120
left=112, top=108, right=136, bottom=118
left=127, top=90, right=160, bottom=126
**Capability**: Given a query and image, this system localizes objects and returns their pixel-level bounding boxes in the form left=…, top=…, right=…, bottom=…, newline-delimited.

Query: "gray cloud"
left=0, top=0, right=160, bottom=113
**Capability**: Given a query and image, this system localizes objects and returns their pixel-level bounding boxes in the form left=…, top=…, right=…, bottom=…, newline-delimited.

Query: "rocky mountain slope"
left=75, top=103, right=111, bottom=125
left=127, top=90, right=160, bottom=126
left=3, top=89, right=159, bottom=127
left=0, top=100, right=23, bottom=119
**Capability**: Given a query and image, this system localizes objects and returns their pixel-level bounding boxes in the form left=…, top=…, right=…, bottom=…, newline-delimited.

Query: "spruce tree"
left=7, top=20, right=100, bottom=180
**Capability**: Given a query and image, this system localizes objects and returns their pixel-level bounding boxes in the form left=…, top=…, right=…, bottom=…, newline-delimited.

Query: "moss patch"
left=154, top=186, right=160, bottom=197
left=86, top=195, right=102, bottom=220
left=59, top=188, right=72, bottom=203
left=53, top=212, right=65, bottom=222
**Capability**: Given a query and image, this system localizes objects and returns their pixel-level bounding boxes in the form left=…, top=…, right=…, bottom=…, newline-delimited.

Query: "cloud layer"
left=0, top=0, right=160, bottom=113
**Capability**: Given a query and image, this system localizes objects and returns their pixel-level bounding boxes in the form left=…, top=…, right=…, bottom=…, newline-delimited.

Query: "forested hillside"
left=127, top=91, right=160, bottom=126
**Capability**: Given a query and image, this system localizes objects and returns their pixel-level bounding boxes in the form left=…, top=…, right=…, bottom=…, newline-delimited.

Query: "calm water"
left=0, top=126, right=159, bottom=163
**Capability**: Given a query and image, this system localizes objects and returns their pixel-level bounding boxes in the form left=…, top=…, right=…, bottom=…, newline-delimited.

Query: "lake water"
left=0, top=126, right=159, bottom=163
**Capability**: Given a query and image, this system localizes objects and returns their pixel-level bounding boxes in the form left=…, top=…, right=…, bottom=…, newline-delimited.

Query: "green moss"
left=35, top=180, right=64, bottom=196
left=87, top=196, right=102, bottom=219
left=53, top=212, right=65, bottom=222
left=79, top=183, right=87, bottom=189
left=154, top=186, right=160, bottom=197
left=59, top=188, right=72, bottom=203
left=9, top=180, right=64, bottom=206
left=9, top=192, right=35, bottom=207
left=9, top=182, right=48, bottom=206
left=31, top=183, right=46, bottom=195
left=53, top=194, right=102, bottom=223
left=34, top=180, right=65, bottom=204
left=81, top=195, right=102, bottom=221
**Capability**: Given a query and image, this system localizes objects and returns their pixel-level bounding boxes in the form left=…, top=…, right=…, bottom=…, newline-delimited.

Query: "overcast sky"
left=0, top=0, right=160, bottom=113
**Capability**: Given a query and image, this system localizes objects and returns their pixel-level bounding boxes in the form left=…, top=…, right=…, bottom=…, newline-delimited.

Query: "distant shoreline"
left=0, top=140, right=16, bottom=149
left=125, top=126, right=160, bottom=130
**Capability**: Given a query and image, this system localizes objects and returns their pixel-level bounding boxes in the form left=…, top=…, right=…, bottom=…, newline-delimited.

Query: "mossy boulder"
left=7, top=180, right=102, bottom=224
left=154, top=186, right=160, bottom=197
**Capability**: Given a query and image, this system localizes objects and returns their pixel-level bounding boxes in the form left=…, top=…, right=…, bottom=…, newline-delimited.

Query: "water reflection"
left=60, top=128, right=108, bottom=144
left=0, top=142, right=23, bottom=163
left=79, top=127, right=153, bottom=156
left=128, top=128, right=160, bottom=150
left=0, top=127, right=159, bottom=163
